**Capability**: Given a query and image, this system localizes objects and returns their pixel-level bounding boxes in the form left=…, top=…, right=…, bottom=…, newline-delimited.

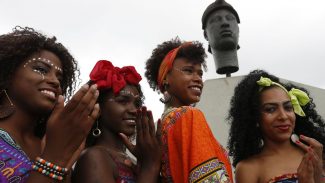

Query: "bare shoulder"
left=72, top=147, right=116, bottom=183
left=235, top=157, right=261, bottom=183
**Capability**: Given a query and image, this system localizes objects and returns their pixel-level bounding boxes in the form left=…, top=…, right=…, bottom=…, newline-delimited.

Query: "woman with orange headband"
left=145, top=38, right=233, bottom=183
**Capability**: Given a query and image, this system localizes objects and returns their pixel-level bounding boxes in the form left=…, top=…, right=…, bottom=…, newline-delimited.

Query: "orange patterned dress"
left=160, top=106, right=233, bottom=183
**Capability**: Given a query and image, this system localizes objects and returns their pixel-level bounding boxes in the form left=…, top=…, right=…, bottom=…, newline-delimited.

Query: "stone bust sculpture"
left=202, top=0, right=240, bottom=76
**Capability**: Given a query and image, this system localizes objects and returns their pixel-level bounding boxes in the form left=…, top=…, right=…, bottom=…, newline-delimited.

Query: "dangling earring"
left=159, top=83, right=172, bottom=104
left=290, top=133, right=299, bottom=143
left=0, top=90, right=16, bottom=119
left=259, top=138, right=264, bottom=147
left=92, top=120, right=101, bottom=137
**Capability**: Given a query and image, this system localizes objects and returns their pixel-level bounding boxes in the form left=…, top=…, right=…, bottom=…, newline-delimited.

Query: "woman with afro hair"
left=145, top=37, right=233, bottom=183
left=228, top=69, right=325, bottom=183
left=0, top=26, right=99, bottom=182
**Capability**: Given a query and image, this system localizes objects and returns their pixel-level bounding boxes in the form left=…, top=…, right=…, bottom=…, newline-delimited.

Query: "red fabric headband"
left=89, top=60, right=142, bottom=95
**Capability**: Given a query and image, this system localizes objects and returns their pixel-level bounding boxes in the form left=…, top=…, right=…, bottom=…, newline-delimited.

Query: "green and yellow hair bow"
left=257, top=76, right=310, bottom=117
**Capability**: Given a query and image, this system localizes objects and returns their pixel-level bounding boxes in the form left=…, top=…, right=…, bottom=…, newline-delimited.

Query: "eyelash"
left=263, top=105, right=294, bottom=113
left=33, top=66, right=48, bottom=74
left=115, top=98, right=142, bottom=108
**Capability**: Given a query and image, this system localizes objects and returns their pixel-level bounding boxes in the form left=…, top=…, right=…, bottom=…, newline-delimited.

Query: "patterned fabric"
left=160, top=106, right=233, bottom=183
left=0, top=128, right=32, bottom=183
left=111, top=154, right=136, bottom=183
left=267, top=173, right=298, bottom=183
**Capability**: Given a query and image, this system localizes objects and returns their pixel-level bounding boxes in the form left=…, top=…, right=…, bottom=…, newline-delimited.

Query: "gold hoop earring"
left=0, top=90, right=16, bottom=119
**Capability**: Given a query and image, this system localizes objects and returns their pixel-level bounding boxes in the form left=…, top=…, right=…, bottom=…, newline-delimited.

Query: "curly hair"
left=0, top=26, right=79, bottom=100
left=227, top=69, right=325, bottom=167
left=86, top=84, right=145, bottom=147
left=145, top=37, right=207, bottom=92
left=0, top=26, right=79, bottom=138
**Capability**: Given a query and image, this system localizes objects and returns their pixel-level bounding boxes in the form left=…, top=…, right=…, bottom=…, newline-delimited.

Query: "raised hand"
left=295, top=135, right=323, bottom=183
left=120, top=106, right=162, bottom=182
left=42, top=84, right=100, bottom=167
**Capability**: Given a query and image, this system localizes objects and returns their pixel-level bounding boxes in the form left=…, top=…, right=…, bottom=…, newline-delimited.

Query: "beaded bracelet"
left=32, top=157, right=69, bottom=181
left=35, top=157, right=68, bottom=174
left=34, top=161, right=65, bottom=176
left=32, top=164, right=64, bottom=181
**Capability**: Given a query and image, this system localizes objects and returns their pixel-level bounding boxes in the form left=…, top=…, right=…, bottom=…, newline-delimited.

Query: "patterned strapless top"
left=267, top=173, right=298, bottom=183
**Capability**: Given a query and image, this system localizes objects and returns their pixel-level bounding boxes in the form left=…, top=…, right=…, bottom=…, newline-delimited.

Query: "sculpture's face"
left=204, top=9, right=239, bottom=51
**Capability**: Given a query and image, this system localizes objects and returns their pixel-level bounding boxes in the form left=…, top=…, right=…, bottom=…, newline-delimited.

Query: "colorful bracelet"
left=35, top=157, right=68, bottom=174
left=32, top=157, right=69, bottom=181
left=34, top=161, right=65, bottom=176
left=32, top=164, right=64, bottom=181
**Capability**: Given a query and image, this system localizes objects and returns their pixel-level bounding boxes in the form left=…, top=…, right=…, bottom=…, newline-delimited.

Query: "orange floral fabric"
left=160, top=106, right=233, bottom=183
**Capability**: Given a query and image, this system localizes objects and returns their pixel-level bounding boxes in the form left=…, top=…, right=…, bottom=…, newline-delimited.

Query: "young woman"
left=144, top=38, right=233, bottom=183
left=228, top=69, right=325, bottom=183
left=72, top=60, right=161, bottom=183
left=0, top=26, right=99, bottom=182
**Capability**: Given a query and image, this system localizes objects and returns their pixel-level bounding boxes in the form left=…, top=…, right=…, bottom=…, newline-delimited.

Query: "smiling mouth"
left=40, top=90, right=56, bottom=99
left=123, top=119, right=136, bottom=125
left=189, top=86, right=202, bottom=94
left=276, top=125, right=290, bottom=131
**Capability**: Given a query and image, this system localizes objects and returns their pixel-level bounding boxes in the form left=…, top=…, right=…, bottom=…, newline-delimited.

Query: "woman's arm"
left=72, top=148, right=116, bottom=183
left=235, top=160, right=259, bottom=183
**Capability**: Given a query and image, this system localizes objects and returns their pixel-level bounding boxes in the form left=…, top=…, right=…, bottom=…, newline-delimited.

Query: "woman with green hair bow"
left=227, top=69, right=325, bottom=183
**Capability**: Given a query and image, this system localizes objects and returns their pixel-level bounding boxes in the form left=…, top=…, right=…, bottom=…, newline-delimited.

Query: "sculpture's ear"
left=203, top=30, right=208, bottom=41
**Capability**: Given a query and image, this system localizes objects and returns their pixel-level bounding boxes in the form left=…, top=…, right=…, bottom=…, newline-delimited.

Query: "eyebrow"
left=180, top=65, right=203, bottom=71
left=262, top=100, right=292, bottom=106
left=116, top=93, right=140, bottom=99
left=35, top=60, right=63, bottom=75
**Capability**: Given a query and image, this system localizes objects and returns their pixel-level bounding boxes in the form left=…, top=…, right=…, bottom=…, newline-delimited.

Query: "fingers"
left=51, top=95, right=65, bottom=117
left=119, top=133, right=136, bottom=155
left=294, top=135, right=323, bottom=157
left=76, top=84, right=99, bottom=116
left=141, top=107, right=150, bottom=136
left=87, top=104, right=100, bottom=125
left=298, top=152, right=315, bottom=182
left=65, top=84, right=90, bottom=110
left=147, top=110, right=155, bottom=137
left=135, top=108, right=143, bottom=142
left=156, top=119, right=162, bottom=145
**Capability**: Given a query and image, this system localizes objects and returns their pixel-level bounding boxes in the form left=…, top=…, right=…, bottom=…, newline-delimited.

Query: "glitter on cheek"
left=32, top=69, right=45, bottom=80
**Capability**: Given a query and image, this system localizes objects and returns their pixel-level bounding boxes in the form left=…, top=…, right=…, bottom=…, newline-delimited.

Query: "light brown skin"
left=235, top=87, right=323, bottom=183
left=72, top=85, right=161, bottom=183
left=164, top=57, right=204, bottom=108
left=0, top=50, right=99, bottom=182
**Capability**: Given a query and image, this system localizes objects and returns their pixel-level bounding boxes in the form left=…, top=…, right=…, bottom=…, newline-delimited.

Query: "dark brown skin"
left=0, top=50, right=99, bottom=182
left=72, top=85, right=161, bottom=183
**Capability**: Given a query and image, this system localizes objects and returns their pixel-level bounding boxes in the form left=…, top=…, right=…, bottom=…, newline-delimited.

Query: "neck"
left=165, top=99, right=186, bottom=109
left=211, top=49, right=238, bottom=75
left=262, top=139, right=301, bottom=155
left=95, top=128, right=126, bottom=153
left=0, top=107, right=40, bottom=138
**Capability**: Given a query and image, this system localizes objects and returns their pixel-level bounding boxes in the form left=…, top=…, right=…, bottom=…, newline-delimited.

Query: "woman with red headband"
left=72, top=60, right=161, bottom=183
left=145, top=38, right=233, bottom=183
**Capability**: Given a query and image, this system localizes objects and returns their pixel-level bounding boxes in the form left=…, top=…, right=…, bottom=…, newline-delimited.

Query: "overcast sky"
left=1, top=0, right=324, bottom=120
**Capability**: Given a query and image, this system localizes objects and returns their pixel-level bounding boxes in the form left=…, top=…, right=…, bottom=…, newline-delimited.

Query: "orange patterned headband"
left=157, top=42, right=192, bottom=91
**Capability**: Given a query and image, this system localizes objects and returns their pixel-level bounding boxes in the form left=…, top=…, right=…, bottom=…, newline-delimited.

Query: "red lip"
left=274, top=125, right=291, bottom=132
